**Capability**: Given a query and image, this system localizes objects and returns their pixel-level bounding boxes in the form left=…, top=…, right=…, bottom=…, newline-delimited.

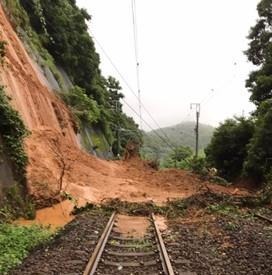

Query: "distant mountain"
left=141, top=121, right=214, bottom=161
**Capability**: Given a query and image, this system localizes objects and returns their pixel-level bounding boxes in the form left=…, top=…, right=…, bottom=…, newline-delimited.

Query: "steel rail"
left=83, top=212, right=116, bottom=275
left=152, top=213, right=175, bottom=275
left=254, top=213, right=272, bottom=224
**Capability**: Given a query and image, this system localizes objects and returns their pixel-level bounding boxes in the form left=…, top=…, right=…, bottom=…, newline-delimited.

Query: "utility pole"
left=190, top=103, right=200, bottom=158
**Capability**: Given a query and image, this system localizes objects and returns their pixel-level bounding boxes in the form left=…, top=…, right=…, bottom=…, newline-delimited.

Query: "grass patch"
left=206, top=203, right=239, bottom=216
left=223, top=221, right=240, bottom=231
left=0, top=223, right=53, bottom=274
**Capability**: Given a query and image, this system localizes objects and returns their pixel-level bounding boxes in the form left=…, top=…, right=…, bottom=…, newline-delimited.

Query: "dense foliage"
left=205, top=118, right=255, bottom=181
left=18, top=0, right=141, bottom=153
left=244, top=100, right=272, bottom=181
left=0, top=40, right=33, bottom=221
left=0, top=224, right=52, bottom=274
left=245, top=0, right=272, bottom=106
left=61, top=86, right=100, bottom=125
left=0, top=40, right=28, bottom=180
left=0, top=87, right=28, bottom=180
left=105, top=77, right=142, bottom=155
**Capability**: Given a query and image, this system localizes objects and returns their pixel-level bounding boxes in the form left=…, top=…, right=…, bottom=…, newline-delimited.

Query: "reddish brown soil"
left=0, top=4, right=251, bottom=209
left=114, top=214, right=149, bottom=238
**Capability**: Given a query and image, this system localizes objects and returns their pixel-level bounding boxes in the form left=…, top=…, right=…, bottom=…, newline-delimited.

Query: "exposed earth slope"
left=0, top=3, right=249, bottom=209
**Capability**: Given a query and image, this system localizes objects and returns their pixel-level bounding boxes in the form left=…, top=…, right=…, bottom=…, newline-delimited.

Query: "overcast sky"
left=76, top=0, right=260, bottom=130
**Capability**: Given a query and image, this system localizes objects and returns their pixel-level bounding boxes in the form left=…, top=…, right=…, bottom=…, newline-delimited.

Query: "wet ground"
left=114, top=214, right=150, bottom=238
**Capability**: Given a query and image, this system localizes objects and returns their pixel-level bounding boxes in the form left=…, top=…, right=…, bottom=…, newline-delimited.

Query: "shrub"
left=244, top=100, right=272, bottom=183
left=188, top=157, right=208, bottom=176
left=61, top=86, right=100, bottom=125
left=0, top=87, right=28, bottom=180
left=205, top=117, right=254, bottom=181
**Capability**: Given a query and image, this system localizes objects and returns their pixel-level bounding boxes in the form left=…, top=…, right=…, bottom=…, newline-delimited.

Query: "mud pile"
left=0, top=4, right=250, bottom=208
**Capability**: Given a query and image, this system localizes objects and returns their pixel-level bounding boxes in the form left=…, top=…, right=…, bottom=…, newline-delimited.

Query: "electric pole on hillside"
left=190, top=103, right=200, bottom=158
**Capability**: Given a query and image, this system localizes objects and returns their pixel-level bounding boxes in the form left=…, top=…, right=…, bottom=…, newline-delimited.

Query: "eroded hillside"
left=0, top=2, right=251, bottom=210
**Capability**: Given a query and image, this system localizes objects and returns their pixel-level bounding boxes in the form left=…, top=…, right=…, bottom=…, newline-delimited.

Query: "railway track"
left=83, top=212, right=175, bottom=275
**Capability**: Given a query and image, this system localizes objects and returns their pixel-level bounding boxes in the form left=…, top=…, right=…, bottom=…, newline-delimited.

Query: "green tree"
left=107, top=76, right=124, bottom=109
left=164, top=146, right=193, bottom=168
left=242, top=0, right=272, bottom=185
left=171, top=146, right=193, bottom=162
left=104, top=77, right=141, bottom=155
left=244, top=100, right=272, bottom=182
left=245, top=0, right=272, bottom=106
left=61, top=86, right=100, bottom=124
left=205, top=117, right=254, bottom=181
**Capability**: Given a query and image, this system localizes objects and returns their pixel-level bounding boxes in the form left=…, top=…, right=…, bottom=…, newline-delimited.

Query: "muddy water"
left=15, top=200, right=78, bottom=229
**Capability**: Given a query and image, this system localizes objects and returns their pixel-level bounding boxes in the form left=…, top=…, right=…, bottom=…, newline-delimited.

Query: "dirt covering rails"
left=84, top=212, right=176, bottom=275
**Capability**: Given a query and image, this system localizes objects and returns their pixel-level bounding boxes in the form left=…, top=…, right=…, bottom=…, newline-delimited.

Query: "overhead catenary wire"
left=131, top=0, right=142, bottom=129
left=120, top=97, right=177, bottom=150
left=200, top=62, right=240, bottom=108
left=91, top=33, right=177, bottom=148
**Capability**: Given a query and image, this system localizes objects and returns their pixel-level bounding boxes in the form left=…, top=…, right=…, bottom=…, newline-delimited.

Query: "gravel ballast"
left=11, top=210, right=110, bottom=275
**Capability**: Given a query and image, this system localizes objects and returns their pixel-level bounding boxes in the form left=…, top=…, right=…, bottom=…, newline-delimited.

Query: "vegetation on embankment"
left=0, top=39, right=28, bottom=180
left=0, top=39, right=34, bottom=222
left=0, top=86, right=34, bottom=221
left=0, top=223, right=53, bottom=274
left=0, top=87, right=28, bottom=180
left=2, top=0, right=142, bottom=156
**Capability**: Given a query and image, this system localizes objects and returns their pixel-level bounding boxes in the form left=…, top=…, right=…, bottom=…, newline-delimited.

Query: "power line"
left=200, top=62, right=240, bottom=108
left=91, top=33, right=176, bottom=146
left=120, top=98, right=176, bottom=150
left=131, top=0, right=142, bottom=129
